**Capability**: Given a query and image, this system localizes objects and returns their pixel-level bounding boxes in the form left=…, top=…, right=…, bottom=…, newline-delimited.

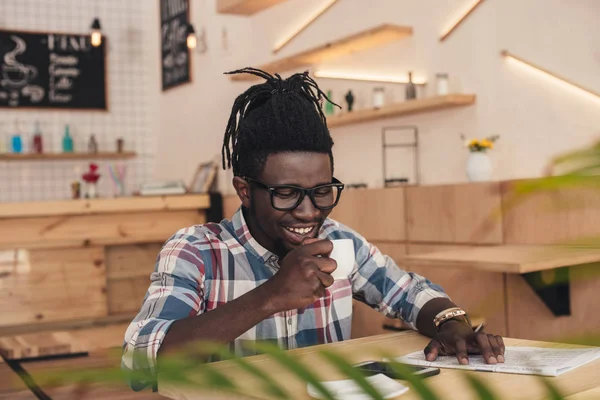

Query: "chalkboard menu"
left=0, top=29, right=107, bottom=110
left=160, top=0, right=191, bottom=91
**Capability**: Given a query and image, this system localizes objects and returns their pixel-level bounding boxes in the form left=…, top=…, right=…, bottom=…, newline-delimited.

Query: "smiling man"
left=122, top=68, right=505, bottom=391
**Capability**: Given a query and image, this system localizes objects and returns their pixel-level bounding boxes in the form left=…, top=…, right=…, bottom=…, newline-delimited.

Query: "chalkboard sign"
left=160, top=0, right=191, bottom=91
left=0, top=29, right=107, bottom=110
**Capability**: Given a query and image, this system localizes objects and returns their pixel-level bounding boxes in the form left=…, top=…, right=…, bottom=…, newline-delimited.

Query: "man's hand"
left=262, top=238, right=337, bottom=313
left=424, top=320, right=505, bottom=365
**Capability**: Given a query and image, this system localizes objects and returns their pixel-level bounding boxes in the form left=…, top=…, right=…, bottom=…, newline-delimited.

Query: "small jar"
left=116, top=138, right=124, bottom=153
left=436, top=73, right=449, bottom=96
left=373, top=87, right=385, bottom=109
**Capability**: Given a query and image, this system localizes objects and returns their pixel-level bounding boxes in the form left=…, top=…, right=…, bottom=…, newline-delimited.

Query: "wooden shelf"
left=230, top=24, right=413, bottom=81
left=217, top=0, right=288, bottom=15
left=0, top=152, right=136, bottom=161
left=402, top=245, right=600, bottom=274
left=327, top=94, right=476, bottom=128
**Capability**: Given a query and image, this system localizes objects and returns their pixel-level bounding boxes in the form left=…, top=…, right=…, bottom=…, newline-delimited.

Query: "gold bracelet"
left=433, top=307, right=470, bottom=330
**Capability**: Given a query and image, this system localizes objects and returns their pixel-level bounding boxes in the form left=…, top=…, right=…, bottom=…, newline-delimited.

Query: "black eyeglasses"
left=243, top=177, right=345, bottom=211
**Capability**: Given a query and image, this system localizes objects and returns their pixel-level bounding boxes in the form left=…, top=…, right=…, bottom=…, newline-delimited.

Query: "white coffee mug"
left=329, top=239, right=355, bottom=280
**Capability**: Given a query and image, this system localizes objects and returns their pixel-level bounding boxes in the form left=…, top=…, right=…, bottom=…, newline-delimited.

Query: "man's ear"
left=232, top=176, right=251, bottom=208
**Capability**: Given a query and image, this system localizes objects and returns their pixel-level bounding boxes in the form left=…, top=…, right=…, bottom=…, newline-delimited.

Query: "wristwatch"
left=433, top=307, right=472, bottom=331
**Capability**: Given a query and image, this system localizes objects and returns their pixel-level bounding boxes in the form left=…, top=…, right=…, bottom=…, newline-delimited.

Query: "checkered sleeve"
left=344, top=226, right=449, bottom=330
left=121, top=228, right=206, bottom=391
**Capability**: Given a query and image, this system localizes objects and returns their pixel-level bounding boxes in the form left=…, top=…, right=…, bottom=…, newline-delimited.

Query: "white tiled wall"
left=0, top=0, right=157, bottom=202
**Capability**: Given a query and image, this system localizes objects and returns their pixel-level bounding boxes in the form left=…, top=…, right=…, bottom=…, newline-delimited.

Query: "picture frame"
left=188, top=159, right=218, bottom=193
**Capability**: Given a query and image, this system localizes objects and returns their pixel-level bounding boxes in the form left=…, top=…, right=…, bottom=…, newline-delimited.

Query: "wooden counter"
left=403, top=245, right=600, bottom=274
left=223, top=179, right=600, bottom=343
left=0, top=195, right=209, bottom=219
left=0, top=195, right=210, bottom=334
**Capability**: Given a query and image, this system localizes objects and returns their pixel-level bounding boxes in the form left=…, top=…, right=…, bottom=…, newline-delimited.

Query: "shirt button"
left=287, top=318, right=292, bottom=325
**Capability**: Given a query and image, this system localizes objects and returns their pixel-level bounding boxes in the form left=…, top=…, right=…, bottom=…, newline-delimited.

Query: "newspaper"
left=396, top=346, right=600, bottom=376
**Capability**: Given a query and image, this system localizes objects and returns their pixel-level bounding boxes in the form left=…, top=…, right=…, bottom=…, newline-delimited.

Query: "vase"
left=85, top=182, right=98, bottom=198
left=466, top=152, right=492, bottom=182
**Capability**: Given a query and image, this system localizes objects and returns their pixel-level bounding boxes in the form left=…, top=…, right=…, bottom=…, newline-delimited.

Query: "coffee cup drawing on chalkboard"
left=0, top=35, right=45, bottom=105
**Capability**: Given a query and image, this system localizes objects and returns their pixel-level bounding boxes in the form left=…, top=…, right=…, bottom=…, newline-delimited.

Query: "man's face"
left=238, top=152, right=334, bottom=259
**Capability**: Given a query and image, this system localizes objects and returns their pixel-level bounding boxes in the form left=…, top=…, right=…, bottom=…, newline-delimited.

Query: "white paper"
left=396, top=346, right=600, bottom=376
left=306, top=373, right=409, bottom=400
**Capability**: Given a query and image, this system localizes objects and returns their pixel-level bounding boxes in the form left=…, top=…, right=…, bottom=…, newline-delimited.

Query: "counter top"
left=0, top=194, right=210, bottom=219
left=403, top=244, right=600, bottom=273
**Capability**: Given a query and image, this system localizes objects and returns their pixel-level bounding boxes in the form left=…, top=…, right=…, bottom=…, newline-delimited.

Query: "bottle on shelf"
left=325, top=90, right=335, bottom=115
left=373, top=87, right=385, bottom=109
left=405, top=71, right=416, bottom=100
left=32, top=120, right=43, bottom=154
left=11, top=119, right=22, bottom=154
left=436, top=73, right=450, bottom=96
left=88, top=134, right=98, bottom=154
left=62, top=124, right=74, bottom=153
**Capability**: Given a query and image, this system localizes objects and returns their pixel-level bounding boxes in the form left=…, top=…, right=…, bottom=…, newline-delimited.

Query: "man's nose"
left=292, top=194, right=321, bottom=221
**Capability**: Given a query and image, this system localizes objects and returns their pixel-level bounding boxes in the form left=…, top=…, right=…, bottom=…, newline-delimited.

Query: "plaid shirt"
left=122, top=207, right=448, bottom=390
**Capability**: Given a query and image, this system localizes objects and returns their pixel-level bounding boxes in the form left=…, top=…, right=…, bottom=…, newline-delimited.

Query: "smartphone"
left=353, top=361, right=440, bottom=380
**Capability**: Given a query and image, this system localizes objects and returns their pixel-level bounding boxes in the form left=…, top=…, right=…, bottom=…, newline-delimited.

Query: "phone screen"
left=354, top=361, right=440, bottom=380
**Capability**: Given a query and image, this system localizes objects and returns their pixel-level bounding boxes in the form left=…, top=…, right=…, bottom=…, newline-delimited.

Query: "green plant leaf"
left=464, top=373, right=499, bottom=400
left=194, top=343, right=290, bottom=400
left=318, top=350, right=385, bottom=400
left=539, top=377, right=565, bottom=400
left=249, top=341, right=336, bottom=400
left=380, top=355, right=440, bottom=400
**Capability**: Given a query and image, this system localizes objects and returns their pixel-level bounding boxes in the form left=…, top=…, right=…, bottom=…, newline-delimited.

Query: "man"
left=122, top=68, right=505, bottom=391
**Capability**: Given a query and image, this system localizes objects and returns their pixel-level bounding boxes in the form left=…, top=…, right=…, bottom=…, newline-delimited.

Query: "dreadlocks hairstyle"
left=222, top=67, right=340, bottom=179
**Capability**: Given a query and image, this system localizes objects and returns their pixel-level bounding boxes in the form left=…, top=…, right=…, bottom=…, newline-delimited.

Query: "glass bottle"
left=88, top=134, right=98, bottom=153
left=325, top=90, right=335, bottom=115
left=11, top=120, right=22, bottom=153
left=405, top=72, right=416, bottom=100
left=436, top=73, right=449, bottom=96
left=62, top=124, right=74, bottom=153
left=373, top=87, right=385, bottom=109
left=32, top=121, right=43, bottom=154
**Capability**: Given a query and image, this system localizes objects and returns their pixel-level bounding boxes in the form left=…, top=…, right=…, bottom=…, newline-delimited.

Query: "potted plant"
left=461, top=134, right=500, bottom=182
left=82, top=163, right=101, bottom=198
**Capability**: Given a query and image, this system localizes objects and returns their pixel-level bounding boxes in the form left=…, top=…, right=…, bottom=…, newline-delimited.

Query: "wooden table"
left=159, top=331, right=600, bottom=400
left=402, top=245, right=600, bottom=274
left=403, top=244, right=600, bottom=318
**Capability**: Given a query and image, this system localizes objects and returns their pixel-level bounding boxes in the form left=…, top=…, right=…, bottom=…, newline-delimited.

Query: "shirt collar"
left=231, top=207, right=278, bottom=264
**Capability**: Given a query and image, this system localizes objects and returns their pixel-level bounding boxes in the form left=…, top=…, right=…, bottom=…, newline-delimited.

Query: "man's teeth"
left=285, top=226, right=313, bottom=235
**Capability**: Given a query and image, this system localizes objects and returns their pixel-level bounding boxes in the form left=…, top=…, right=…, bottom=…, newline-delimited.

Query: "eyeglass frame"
left=242, top=176, right=345, bottom=211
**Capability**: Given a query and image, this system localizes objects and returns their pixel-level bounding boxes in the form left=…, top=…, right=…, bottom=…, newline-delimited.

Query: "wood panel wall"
left=502, top=181, right=600, bottom=245
left=106, top=244, right=161, bottom=315
left=0, top=247, right=108, bottom=328
left=406, top=182, right=503, bottom=244
left=330, top=187, right=405, bottom=242
left=0, top=209, right=205, bottom=333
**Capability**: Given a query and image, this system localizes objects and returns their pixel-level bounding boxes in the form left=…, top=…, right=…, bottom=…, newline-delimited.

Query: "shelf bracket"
left=521, top=267, right=570, bottom=316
